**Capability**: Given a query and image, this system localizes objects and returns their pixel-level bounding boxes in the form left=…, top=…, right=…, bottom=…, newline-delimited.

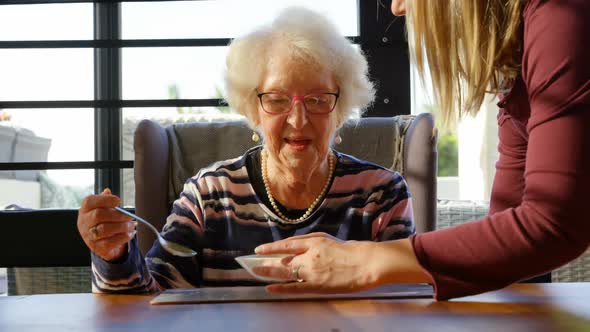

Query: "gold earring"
left=252, top=131, right=260, bottom=142
left=334, top=135, right=342, bottom=145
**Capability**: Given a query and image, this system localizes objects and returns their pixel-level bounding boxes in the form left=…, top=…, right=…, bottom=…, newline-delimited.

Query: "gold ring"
left=89, top=225, right=98, bottom=240
left=292, top=265, right=304, bottom=283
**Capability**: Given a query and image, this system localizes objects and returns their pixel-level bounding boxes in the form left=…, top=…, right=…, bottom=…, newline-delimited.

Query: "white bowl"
left=235, top=254, right=293, bottom=283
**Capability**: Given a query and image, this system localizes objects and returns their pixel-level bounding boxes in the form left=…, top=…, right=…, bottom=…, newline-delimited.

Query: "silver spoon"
left=114, top=206, right=197, bottom=257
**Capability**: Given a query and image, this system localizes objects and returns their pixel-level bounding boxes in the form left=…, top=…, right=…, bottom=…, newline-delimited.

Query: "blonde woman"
left=255, top=0, right=590, bottom=300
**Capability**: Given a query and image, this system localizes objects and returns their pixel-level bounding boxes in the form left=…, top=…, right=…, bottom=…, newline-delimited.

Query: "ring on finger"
left=89, top=225, right=99, bottom=240
left=292, top=265, right=304, bottom=283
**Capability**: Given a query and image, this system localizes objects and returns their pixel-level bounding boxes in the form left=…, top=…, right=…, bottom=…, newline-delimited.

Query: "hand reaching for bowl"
left=252, top=232, right=379, bottom=293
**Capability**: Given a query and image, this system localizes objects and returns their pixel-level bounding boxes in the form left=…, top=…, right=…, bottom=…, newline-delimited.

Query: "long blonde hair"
left=406, top=0, right=522, bottom=123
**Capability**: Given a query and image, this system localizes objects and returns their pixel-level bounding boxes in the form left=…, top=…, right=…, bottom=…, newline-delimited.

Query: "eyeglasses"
left=257, top=92, right=339, bottom=114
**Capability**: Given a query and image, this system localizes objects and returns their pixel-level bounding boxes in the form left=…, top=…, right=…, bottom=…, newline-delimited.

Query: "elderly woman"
left=77, top=7, right=414, bottom=292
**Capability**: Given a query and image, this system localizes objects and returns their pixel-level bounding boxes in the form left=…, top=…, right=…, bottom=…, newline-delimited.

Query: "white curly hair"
left=224, top=6, right=375, bottom=129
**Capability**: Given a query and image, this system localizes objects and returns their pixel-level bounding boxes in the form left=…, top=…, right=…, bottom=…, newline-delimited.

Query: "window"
left=0, top=3, right=95, bottom=211
left=121, top=0, right=358, bottom=39
left=411, top=64, right=499, bottom=201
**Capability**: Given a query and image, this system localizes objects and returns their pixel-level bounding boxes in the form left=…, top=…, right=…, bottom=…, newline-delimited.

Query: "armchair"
left=133, top=114, right=438, bottom=255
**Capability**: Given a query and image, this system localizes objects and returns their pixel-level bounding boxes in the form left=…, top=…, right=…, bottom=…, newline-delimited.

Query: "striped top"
left=92, top=147, right=414, bottom=293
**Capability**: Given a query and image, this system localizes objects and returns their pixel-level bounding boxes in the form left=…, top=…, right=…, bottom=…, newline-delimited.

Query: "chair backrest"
left=134, top=115, right=437, bottom=254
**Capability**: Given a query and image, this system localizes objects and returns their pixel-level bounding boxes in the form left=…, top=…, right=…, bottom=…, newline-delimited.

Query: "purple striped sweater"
left=91, top=147, right=414, bottom=293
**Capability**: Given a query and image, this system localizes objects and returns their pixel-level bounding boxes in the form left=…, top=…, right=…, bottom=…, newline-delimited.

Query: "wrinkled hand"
left=77, top=189, right=136, bottom=262
left=253, top=232, right=378, bottom=294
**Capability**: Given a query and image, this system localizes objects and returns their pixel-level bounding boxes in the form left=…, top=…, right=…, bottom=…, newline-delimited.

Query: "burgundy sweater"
left=411, top=0, right=590, bottom=300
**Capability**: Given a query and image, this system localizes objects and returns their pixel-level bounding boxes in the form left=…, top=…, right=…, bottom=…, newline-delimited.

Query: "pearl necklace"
left=261, top=149, right=335, bottom=224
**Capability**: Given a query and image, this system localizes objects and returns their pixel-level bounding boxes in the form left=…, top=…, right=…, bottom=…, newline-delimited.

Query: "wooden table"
left=1, top=283, right=589, bottom=331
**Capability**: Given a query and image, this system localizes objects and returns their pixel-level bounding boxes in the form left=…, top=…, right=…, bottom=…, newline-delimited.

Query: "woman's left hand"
left=253, top=232, right=379, bottom=293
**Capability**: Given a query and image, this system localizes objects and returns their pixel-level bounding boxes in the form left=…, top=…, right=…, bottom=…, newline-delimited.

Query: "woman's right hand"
left=77, top=188, right=137, bottom=262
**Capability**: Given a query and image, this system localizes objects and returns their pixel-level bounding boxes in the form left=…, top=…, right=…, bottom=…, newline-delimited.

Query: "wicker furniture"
left=436, top=199, right=590, bottom=283
left=6, top=266, right=91, bottom=295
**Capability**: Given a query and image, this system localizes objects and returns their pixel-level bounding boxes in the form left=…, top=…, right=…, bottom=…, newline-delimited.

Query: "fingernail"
left=254, top=245, right=262, bottom=254
left=102, top=188, right=112, bottom=195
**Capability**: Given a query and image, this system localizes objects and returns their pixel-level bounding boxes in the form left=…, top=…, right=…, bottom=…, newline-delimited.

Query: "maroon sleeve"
left=488, top=106, right=528, bottom=215
left=411, top=0, right=590, bottom=300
